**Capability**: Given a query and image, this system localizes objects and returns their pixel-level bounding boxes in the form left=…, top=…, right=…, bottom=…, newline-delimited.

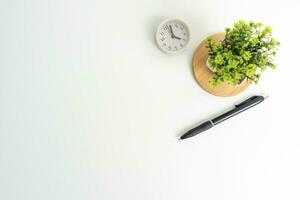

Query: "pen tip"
left=261, top=93, right=269, bottom=99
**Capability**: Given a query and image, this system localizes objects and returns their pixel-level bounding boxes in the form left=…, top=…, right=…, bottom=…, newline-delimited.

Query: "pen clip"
left=235, top=96, right=258, bottom=107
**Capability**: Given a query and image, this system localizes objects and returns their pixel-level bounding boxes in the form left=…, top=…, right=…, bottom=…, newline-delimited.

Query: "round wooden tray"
left=192, top=33, right=250, bottom=97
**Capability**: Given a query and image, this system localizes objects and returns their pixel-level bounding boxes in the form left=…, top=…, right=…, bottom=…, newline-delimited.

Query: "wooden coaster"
left=192, top=33, right=250, bottom=97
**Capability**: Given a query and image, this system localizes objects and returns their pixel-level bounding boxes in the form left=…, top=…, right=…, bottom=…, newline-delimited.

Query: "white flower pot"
left=206, top=58, right=216, bottom=73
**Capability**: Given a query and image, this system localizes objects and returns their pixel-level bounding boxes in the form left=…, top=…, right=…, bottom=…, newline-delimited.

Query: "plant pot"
left=193, top=33, right=250, bottom=97
left=206, top=58, right=246, bottom=86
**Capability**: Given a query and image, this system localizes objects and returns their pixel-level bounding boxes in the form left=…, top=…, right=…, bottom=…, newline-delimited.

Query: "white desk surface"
left=1, top=0, right=300, bottom=199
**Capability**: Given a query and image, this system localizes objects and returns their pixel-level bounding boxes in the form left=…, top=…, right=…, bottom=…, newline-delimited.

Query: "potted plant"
left=206, top=20, right=280, bottom=87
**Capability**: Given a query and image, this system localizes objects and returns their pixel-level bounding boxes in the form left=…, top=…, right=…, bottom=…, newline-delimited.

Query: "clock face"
left=156, top=19, right=190, bottom=54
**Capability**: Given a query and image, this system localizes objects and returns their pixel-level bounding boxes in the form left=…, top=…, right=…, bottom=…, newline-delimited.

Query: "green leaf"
left=214, top=54, right=224, bottom=65
left=206, top=20, right=279, bottom=87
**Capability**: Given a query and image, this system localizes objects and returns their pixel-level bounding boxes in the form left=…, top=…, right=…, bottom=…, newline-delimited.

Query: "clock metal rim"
left=156, top=18, right=190, bottom=54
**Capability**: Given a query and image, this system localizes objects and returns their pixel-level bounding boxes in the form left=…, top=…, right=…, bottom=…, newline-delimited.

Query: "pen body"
left=211, top=95, right=264, bottom=125
left=179, top=95, right=265, bottom=140
left=180, top=121, right=213, bottom=139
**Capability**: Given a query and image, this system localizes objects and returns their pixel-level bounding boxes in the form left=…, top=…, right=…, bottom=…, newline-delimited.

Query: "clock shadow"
left=145, top=16, right=167, bottom=47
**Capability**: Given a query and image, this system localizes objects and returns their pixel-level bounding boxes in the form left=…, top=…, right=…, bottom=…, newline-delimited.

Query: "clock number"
left=168, top=46, right=172, bottom=50
left=160, top=37, right=165, bottom=41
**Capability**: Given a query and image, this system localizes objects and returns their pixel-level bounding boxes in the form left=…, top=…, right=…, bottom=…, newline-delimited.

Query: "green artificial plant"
left=206, top=20, right=280, bottom=87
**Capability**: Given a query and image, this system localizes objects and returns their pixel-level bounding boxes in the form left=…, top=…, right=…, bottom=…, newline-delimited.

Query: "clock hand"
left=169, top=25, right=175, bottom=38
left=169, top=25, right=182, bottom=40
left=164, top=25, right=172, bottom=37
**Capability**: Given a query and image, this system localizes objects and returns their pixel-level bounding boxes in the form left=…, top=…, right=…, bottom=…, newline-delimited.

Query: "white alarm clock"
left=156, top=18, right=190, bottom=54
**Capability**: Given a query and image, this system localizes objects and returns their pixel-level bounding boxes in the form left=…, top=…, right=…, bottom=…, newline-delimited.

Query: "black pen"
left=179, top=95, right=268, bottom=140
